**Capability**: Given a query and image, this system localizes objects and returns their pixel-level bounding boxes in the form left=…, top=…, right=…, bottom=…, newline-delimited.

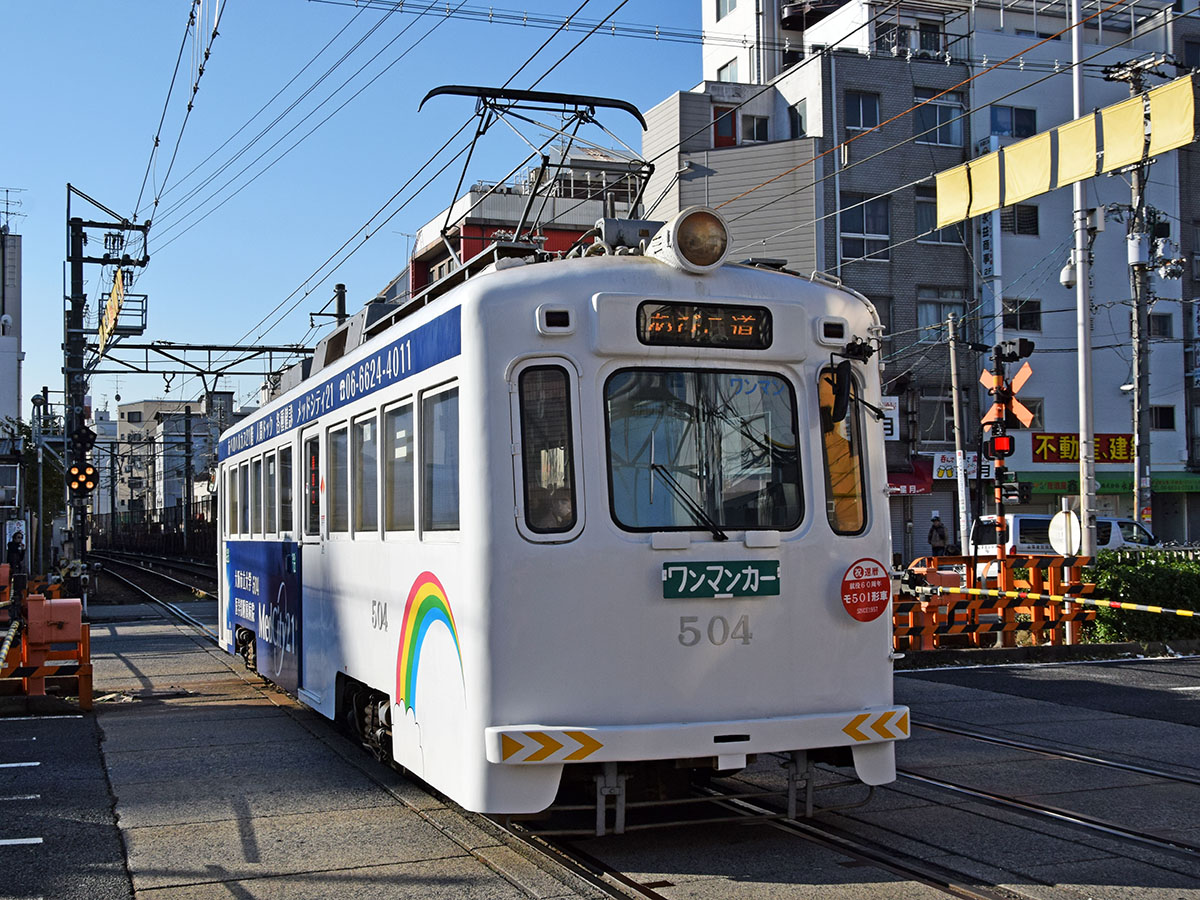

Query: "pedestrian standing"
left=6, top=531, right=26, bottom=574
left=928, top=515, right=948, bottom=557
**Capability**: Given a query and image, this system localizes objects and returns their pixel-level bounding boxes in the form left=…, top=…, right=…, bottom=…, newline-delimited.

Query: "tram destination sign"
left=662, top=560, right=780, bottom=599
left=638, top=301, right=772, bottom=350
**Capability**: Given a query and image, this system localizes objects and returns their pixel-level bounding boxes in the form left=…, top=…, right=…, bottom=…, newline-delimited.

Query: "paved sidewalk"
left=4, top=599, right=600, bottom=899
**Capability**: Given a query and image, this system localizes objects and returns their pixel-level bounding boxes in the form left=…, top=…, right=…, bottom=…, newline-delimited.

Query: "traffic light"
left=69, top=425, right=97, bottom=459
left=1001, top=480, right=1033, bottom=504
left=68, top=463, right=98, bottom=497
left=996, top=338, right=1035, bottom=362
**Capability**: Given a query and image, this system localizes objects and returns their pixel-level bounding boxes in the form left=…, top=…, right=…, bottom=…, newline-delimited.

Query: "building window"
left=717, top=0, right=737, bottom=20
left=845, top=91, right=880, bottom=130
left=1003, top=297, right=1042, bottom=332
left=713, top=105, right=737, bottom=147
left=422, top=386, right=460, bottom=532
left=1000, top=204, right=1039, bottom=235
left=384, top=402, right=415, bottom=531
left=128, top=411, right=142, bottom=424
left=789, top=99, right=807, bottom=138
left=919, top=21, right=943, bottom=52
left=1185, top=40, right=1200, bottom=69
left=840, top=193, right=890, bottom=261
left=915, top=188, right=962, bottom=243
left=1151, top=405, right=1176, bottom=430
left=918, top=396, right=956, bottom=443
left=915, top=89, right=963, bottom=145
left=1149, top=313, right=1173, bottom=338
left=917, top=287, right=967, bottom=341
left=1021, top=397, right=1045, bottom=430
left=742, top=114, right=769, bottom=142
left=991, top=105, right=1037, bottom=138
left=875, top=22, right=910, bottom=55
left=717, top=58, right=739, bottom=82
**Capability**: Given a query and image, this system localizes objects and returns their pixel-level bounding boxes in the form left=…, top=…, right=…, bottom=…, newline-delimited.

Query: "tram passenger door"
left=298, top=427, right=335, bottom=716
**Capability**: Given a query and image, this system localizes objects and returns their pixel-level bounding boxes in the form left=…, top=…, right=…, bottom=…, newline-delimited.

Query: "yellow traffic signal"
left=69, top=464, right=98, bottom=497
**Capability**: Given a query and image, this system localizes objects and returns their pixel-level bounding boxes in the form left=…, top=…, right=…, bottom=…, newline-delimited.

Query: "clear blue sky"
left=5, top=0, right=702, bottom=419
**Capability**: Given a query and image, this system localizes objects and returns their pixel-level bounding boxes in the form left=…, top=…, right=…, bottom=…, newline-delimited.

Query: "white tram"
left=217, top=207, right=908, bottom=816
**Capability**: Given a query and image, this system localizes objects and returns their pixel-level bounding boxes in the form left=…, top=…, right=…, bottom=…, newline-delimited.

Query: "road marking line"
left=0, top=838, right=43, bottom=846
left=2, top=715, right=82, bottom=721
left=1169, top=685, right=1200, bottom=692
left=0, top=762, right=39, bottom=769
left=0, top=795, right=40, bottom=802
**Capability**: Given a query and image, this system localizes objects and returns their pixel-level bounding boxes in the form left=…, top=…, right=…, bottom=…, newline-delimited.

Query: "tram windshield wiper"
left=650, top=463, right=728, bottom=541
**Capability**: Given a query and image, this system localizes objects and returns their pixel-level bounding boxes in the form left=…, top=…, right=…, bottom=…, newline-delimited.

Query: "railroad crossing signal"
left=68, top=463, right=98, bottom=497
left=69, top=425, right=97, bottom=460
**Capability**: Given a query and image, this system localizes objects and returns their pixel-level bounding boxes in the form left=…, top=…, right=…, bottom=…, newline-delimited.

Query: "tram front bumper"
left=485, top=705, right=909, bottom=768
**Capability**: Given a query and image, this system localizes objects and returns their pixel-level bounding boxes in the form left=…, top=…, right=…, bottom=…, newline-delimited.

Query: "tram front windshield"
left=605, top=369, right=802, bottom=532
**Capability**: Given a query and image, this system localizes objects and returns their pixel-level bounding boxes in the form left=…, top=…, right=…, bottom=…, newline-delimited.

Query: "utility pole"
left=184, top=406, right=193, bottom=557
left=1071, top=0, right=1098, bottom=557
left=948, top=314, right=971, bottom=548
left=1105, top=56, right=1168, bottom=531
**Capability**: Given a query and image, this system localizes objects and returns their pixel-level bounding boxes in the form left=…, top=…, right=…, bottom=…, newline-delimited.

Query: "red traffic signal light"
left=985, top=433, right=1014, bottom=459
left=69, top=464, right=98, bottom=497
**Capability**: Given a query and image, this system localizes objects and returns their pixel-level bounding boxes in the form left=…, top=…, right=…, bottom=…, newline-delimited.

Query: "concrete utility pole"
left=948, top=314, right=971, bottom=548
left=1071, top=0, right=1098, bottom=557
left=1105, top=56, right=1168, bottom=530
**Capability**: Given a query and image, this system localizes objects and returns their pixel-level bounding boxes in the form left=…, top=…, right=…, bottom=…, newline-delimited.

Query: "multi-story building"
left=649, top=0, right=1198, bottom=547
left=0, top=224, right=21, bottom=425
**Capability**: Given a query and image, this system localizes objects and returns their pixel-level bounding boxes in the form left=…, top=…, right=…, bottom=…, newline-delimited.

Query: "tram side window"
left=385, top=403, right=415, bottom=531
left=818, top=367, right=867, bottom=535
left=305, top=437, right=320, bottom=535
left=265, top=453, right=278, bottom=534
left=329, top=426, right=349, bottom=533
left=519, top=367, right=576, bottom=533
left=354, top=415, right=379, bottom=533
left=228, top=468, right=239, bottom=536
left=239, top=463, right=250, bottom=534
left=422, top=387, right=460, bottom=531
left=280, top=446, right=293, bottom=532
left=251, top=457, right=263, bottom=534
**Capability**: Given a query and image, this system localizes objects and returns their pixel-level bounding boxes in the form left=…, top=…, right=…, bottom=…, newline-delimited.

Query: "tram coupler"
left=593, top=762, right=629, bottom=836
left=784, top=750, right=815, bottom=819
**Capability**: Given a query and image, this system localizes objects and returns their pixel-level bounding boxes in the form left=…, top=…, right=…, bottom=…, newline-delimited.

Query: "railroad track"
left=92, top=551, right=216, bottom=601
left=95, top=559, right=218, bottom=643
left=91, top=550, right=217, bottom=585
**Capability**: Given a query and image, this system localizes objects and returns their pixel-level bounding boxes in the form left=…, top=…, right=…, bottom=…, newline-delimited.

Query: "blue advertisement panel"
left=220, top=305, right=461, bottom=460
left=225, top=541, right=302, bottom=693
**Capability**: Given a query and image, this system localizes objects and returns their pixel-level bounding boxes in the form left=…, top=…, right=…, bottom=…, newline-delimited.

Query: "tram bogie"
left=217, top=207, right=908, bottom=816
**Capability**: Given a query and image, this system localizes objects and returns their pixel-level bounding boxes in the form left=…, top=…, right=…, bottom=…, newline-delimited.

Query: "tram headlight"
left=646, top=206, right=730, bottom=274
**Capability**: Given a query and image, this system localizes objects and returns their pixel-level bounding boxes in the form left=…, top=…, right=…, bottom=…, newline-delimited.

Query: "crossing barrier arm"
left=907, top=584, right=1197, bottom=619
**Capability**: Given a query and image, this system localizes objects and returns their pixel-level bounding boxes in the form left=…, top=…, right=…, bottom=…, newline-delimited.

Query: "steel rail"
left=92, top=549, right=217, bottom=582
left=898, top=769, right=1200, bottom=861
left=99, top=565, right=218, bottom=644
left=93, top=553, right=216, bottom=600
left=698, top=786, right=1016, bottom=900
left=915, top=720, right=1200, bottom=787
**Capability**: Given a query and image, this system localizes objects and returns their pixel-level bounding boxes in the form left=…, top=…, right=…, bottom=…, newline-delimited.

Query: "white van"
left=968, top=514, right=1158, bottom=556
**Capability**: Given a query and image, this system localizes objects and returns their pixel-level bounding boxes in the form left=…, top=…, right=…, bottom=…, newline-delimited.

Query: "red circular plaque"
left=840, top=558, right=891, bottom=623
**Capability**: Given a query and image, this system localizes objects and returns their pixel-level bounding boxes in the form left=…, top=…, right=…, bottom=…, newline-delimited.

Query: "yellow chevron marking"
left=842, top=713, right=871, bottom=742
left=524, top=731, right=564, bottom=762
left=895, top=711, right=910, bottom=736
left=501, top=734, right=523, bottom=761
left=563, top=731, right=603, bottom=761
left=870, top=710, right=897, bottom=739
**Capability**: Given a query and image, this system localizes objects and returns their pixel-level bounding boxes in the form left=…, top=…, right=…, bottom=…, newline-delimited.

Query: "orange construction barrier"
left=0, top=591, right=92, bottom=711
